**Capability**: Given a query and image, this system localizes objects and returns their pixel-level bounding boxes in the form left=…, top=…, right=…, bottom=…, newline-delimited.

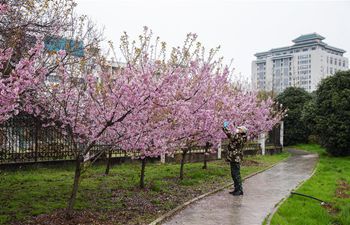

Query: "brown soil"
left=320, top=179, right=350, bottom=216
left=335, top=179, right=350, bottom=199
left=13, top=210, right=103, bottom=225
left=322, top=203, right=340, bottom=215
left=242, top=159, right=262, bottom=167
left=11, top=180, right=227, bottom=225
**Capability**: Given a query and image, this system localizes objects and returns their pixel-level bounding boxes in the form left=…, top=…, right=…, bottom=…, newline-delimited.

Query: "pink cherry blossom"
left=0, top=31, right=285, bottom=210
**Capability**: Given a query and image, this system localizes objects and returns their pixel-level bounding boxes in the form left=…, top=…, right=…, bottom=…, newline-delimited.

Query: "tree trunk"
left=202, top=151, right=208, bottom=170
left=105, top=150, right=112, bottom=175
left=179, top=149, right=188, bottom=180
left=67, top=154, right=83, bottom=214
left=202, top=142, right=210, bottom=169
left=140, top=157, right=147, bottom=189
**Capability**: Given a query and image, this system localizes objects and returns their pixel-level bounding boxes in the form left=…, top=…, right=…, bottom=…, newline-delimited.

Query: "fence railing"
left=0, top=115, right=125, bottom=164
left=0, top=115, right=268, bottom=165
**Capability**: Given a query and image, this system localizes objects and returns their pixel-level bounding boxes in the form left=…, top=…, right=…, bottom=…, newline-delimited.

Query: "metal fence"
left=0, top=115, right=271, bottom=165
left=0, top=115, right=125, bottom=164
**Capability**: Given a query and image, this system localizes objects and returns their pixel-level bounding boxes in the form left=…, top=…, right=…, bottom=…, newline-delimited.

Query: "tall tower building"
left=252, top=33, right=349, bottom=93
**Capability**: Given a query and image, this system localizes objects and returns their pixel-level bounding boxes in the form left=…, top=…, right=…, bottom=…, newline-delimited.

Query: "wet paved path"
left=164, top=149, right=318, bottom=225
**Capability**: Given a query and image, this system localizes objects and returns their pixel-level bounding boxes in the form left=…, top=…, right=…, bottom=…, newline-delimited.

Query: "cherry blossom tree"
left=169, top=66, right=231, bottom=179
left=1, top=20, right=285, bottom=213
left=167, top=73, right=285, bottom=179
left=32, top=58, right=171, bottom=212
left=0, top=0, right=103, bottom=80
left=222, top=90, right=284, bottom=139
left=113, top=29, right=231, bottom=186
left=115, top=28, right=285, bottom=183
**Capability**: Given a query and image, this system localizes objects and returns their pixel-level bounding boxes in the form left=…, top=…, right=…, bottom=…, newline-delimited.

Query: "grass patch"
left=270, top=144, right=350, bottom=225
left=0, top=152, right=289, bottom=225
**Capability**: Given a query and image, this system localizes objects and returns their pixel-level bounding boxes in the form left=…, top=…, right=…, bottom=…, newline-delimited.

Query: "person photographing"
left=223, top=122, right=248, bottom=196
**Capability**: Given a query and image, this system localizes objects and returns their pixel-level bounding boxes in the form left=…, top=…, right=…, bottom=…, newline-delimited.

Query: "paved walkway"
left=164, top=149, right=318, bottom=225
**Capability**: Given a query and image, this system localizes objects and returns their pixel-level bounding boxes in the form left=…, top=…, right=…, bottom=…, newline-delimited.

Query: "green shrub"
left=276, top=87, right=312, bottom=145
left=307, top=135, right=319, bottom=144
left=301, top=95, right=317, bottom=132
left=315, top=70, right=350, bottom=156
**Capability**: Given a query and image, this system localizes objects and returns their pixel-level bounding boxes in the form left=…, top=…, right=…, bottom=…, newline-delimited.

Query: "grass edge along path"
left=0, top=152, right=289, bottom=225
left=269, top=144, right=350, bottom=225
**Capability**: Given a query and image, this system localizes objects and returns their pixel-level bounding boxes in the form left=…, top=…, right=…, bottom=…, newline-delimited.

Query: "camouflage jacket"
left=223, top=128, right=247, bottom=163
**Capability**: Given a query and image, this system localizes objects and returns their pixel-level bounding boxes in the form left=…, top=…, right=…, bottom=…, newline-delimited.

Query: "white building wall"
left=251, top=62, right=258, bottom=90
left=310, top=50, right=322, bottom=92
left=265, top=58, right=274, bottom=91
left=252, top=34, right=349, bottom=93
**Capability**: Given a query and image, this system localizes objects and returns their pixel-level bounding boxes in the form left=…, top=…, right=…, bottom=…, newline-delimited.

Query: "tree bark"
left=67, top=154, right=83, bottom=214
left=105, top=150, right=112, bottom=175
left=202, top=142, right=210, bottom=169
left=179, top=148, right=188, bottom=180
left=202, top=152, right=208, bottom=170
left=140, top=157, right=147, bottom=189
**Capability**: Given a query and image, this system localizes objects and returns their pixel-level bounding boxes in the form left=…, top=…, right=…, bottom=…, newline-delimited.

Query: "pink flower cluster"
left=0, top=4, right=8, bottom=14
left=0, top=38, right=284, bottom=160
left=0, top=42, right=47, bottom=123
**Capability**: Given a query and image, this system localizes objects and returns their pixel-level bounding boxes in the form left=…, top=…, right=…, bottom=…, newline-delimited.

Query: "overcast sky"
left=75, top=0, right=350, bottom=79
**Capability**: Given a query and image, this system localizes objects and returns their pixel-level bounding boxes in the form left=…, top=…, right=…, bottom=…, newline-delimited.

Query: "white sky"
left=75, top=0, right=350, bottom=80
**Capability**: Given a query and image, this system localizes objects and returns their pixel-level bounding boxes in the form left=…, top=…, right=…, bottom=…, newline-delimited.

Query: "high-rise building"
left=251, top=33, right=349, bottom=93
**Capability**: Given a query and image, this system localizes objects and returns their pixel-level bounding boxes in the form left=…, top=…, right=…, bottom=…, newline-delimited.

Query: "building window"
left=343, top=61, right=346, bottom=67
left=330, top=57, right=333, bottom=64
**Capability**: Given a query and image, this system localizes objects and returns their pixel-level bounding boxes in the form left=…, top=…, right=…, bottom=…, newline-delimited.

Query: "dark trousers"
left=230, top=161, right=242, bottom=192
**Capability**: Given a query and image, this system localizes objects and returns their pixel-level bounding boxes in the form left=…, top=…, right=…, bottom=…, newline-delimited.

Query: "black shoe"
left=231, top=190, right=243, bottom=196
left=229, top=190, right=236, bottom=194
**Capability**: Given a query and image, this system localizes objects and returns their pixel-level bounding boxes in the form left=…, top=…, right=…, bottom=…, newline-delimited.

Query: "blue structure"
left=44, top=36, right=84, bottom=57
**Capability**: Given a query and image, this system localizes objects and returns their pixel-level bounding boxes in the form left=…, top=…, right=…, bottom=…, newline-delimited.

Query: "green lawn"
left=270, top=144, right=350, bottom=225
left=0, top=153, right=289, bottom=225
